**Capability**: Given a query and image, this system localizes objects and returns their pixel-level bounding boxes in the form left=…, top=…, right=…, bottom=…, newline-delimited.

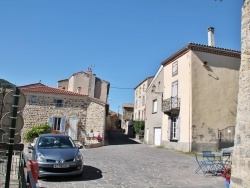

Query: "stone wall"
left=231, top=1, right=250, bottom=187
left=21, top=92, right=106, bottom=144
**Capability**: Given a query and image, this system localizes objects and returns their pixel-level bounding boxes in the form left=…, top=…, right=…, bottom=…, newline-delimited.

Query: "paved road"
left=37, top=130, right=225, bottom=188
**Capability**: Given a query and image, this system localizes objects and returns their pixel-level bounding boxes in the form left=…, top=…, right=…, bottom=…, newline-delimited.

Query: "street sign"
left=3, top=90, right=26, bottom=112
left=0, top=142, right=24, bottom=151
left=2, top=134, right=21, bottom=144
left=0, top=112, right=24, bottom=134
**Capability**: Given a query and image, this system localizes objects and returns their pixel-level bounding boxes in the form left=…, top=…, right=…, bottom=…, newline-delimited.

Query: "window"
left=168, top=116, right=180, bottom=141
left=142, top=96, right=145, bottom=106
left=48, top=117, right=66, bottom=132
left=138, top=110, right=141, bottom=120
left=77, top=87, right=81, bottom=93
left=31, top=96, right=37, bottom=103
left=54, top=99, right=63, bottom=107
left=152, top=99, right=157, bottom=113
left=53, top=117, right=61, bottom=130
left=172, top=81, right=178, bottom=108
left=172, top=117, right=177, bottom=139
left=172, top=61, right=178, bottom=76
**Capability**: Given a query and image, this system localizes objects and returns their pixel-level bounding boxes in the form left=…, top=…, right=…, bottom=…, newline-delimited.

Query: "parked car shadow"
left=40, top=165, right=102, bottom=182
left=107, top=129, right=141, bottom=145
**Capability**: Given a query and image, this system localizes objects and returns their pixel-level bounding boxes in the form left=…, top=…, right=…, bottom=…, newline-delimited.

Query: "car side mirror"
left=28, top=146, right=34, bottom=150
left=78, top=145, right=83, bottom=149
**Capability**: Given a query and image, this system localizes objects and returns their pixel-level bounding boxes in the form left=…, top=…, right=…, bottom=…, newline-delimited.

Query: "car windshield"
left=37, top=136, right=76, bottom=149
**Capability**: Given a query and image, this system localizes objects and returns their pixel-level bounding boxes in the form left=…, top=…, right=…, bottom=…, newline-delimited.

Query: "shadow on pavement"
left=107, top=129, right=141, bottom=145
left=40, top=165, right=102, bottom=182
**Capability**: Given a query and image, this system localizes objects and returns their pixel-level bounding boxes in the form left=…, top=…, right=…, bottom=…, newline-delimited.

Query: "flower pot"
left=65, top=123, right=69, bottom=128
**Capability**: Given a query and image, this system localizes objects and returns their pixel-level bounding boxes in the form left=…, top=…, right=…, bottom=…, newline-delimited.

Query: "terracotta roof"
left=162, top=43, right=241, bottom=66
left=20, top=86, right=88, bottom=97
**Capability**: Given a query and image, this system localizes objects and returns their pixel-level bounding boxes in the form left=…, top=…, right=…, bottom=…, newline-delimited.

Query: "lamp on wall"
left=151, top=84, right=163, bottom=98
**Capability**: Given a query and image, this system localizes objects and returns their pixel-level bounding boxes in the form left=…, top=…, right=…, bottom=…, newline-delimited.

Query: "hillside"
left=0, top=78, right=15, bottom=91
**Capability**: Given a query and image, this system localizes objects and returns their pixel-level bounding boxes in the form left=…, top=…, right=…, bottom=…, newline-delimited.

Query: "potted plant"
left=65, top=121, right=69, bottom=128
left=77, top=120, right=82, bottom=128
left=96, top=135, right=102, bottom=142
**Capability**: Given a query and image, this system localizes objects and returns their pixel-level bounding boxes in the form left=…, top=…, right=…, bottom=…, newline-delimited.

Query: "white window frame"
left=53, top=117, right=61, bottom=130
left=168, top=116, right=180, bottom=141
left=172, top=117, right=177, bottom=139
left=152, top=99, right=157, bottom=113
left=54, top=99, right=63, bottom=107
left=172, top=61, right=178, bottom=76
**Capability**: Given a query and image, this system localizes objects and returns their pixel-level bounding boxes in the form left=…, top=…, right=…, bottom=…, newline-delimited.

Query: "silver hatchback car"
left=28, top=134, right=83, bottom=177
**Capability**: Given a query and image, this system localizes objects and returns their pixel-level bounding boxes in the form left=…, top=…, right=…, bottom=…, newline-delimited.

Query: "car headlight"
left=74, top=152, right=83, bottom=162
left=36, top=153, right=46, bottom=162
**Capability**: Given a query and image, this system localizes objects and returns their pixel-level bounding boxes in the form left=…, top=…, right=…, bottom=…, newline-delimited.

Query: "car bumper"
left=38, top=161, right=83, bottom=177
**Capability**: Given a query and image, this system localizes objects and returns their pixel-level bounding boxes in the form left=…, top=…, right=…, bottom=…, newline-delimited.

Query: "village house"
left=57, top=67, right=110, bottom=103
left=144, top=66, right=164, bottom=146
left=143, top=28, right=241, bottom=152
left=18, top=83, right=108, bottom=146
left=134, top=76, right=153, bottom=121
left=121, top=103, right=134, bottom=136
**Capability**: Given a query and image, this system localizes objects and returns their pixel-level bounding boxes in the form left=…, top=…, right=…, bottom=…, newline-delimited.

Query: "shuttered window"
left=168, top=116, right=180, bottom=141
left=172, top=61, right=178, bottom=76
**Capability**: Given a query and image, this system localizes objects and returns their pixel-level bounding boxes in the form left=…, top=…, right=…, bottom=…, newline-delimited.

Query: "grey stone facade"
left=20, top=90, right=107, bottom=146
left=231, top=1, right=250, bottom=187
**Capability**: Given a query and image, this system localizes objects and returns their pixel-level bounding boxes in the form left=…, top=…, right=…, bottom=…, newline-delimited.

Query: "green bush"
left=24, top=123, right=51, bottom=142
left=133, top=121, right=145, bottom=135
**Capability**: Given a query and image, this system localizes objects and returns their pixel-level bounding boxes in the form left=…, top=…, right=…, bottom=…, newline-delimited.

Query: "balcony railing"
left=162, top=97, right=180, bottom=116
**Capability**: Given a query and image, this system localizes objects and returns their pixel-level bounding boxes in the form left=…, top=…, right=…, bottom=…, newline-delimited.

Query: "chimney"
left=208, top=27, right=215, bottom=46
left=86, top=67, right=92, bottom=74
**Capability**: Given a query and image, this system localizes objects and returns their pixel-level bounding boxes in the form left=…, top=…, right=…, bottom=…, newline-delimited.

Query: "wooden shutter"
left=176, top=116, right=180, bottom=140
left=48, top=117, right=53, bottom=126
left=167, top=117, right=171, bottom=140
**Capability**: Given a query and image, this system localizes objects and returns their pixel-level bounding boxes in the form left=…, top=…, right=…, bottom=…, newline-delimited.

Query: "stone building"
left=18, top=84, right=108, bottom=146
left=106, top=110, right=121, bottom=130
left=231, top=1, right=250, bottom=187
left=121, top=103, right=134, bottom=136
left=57, top=67, right=110, bottom=103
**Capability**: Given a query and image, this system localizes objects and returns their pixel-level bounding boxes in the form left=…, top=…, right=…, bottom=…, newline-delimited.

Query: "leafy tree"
left=133, top=121, right=145, bottom=135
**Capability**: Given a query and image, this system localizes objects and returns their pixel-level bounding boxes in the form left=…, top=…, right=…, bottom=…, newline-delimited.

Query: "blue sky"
left=0, top=0, right=242, bottom=113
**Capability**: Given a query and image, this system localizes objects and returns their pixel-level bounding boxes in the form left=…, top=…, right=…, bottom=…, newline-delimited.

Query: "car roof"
left=39, top=134, right=70, bottom=138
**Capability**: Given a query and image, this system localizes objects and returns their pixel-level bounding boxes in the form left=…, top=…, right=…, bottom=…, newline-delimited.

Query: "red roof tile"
left=20, top=86, right=88, bottom=97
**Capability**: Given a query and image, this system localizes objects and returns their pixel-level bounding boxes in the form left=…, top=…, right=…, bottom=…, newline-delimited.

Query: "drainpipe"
left=188, top=52, right=192, bottom=152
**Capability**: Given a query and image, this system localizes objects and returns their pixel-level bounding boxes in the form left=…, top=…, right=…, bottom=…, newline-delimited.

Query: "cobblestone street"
left=37, top=131, right=225, bottom=188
